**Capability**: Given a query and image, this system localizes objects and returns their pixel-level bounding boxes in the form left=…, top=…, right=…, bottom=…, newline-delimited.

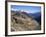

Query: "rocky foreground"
left=11, top=11, right=41, bottom=32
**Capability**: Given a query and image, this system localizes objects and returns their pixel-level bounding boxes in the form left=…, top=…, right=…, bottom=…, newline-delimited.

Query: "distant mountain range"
left=28, top=12, right=41, bottom=22
left=28, top=12, right=41, bottom=25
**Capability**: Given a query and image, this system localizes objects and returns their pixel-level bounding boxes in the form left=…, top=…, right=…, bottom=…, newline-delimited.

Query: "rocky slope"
left=11, top=11, right=41, bottom=32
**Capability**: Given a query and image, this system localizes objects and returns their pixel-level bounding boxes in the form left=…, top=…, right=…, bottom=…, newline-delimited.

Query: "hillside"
left=11, top=11, right=41, bottom=31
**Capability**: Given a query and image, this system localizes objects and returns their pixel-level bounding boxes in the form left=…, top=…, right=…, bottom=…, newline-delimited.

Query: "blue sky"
left=11, top=5, right=41, bottom=13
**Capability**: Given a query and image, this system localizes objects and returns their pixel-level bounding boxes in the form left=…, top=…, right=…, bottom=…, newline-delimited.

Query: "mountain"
left=11, top=11, right=41, bottom=31
left=28, top=12, right=41, bottom=25
left=28, top=12, right=41, bottom=17
left=11, top=10, right=41, bottom=24
left=11, top=10, right=29, bottom=17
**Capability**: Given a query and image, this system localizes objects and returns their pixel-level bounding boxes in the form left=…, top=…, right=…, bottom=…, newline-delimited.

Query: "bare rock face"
left=11, top=11, right=40, bottom=31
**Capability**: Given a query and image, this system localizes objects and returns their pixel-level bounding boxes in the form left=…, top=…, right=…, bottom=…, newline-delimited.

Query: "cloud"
left=11, top=8, right=18, bottom=11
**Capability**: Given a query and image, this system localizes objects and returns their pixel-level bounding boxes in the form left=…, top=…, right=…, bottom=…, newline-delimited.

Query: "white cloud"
left=11, top=8, right=18, bottom=11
